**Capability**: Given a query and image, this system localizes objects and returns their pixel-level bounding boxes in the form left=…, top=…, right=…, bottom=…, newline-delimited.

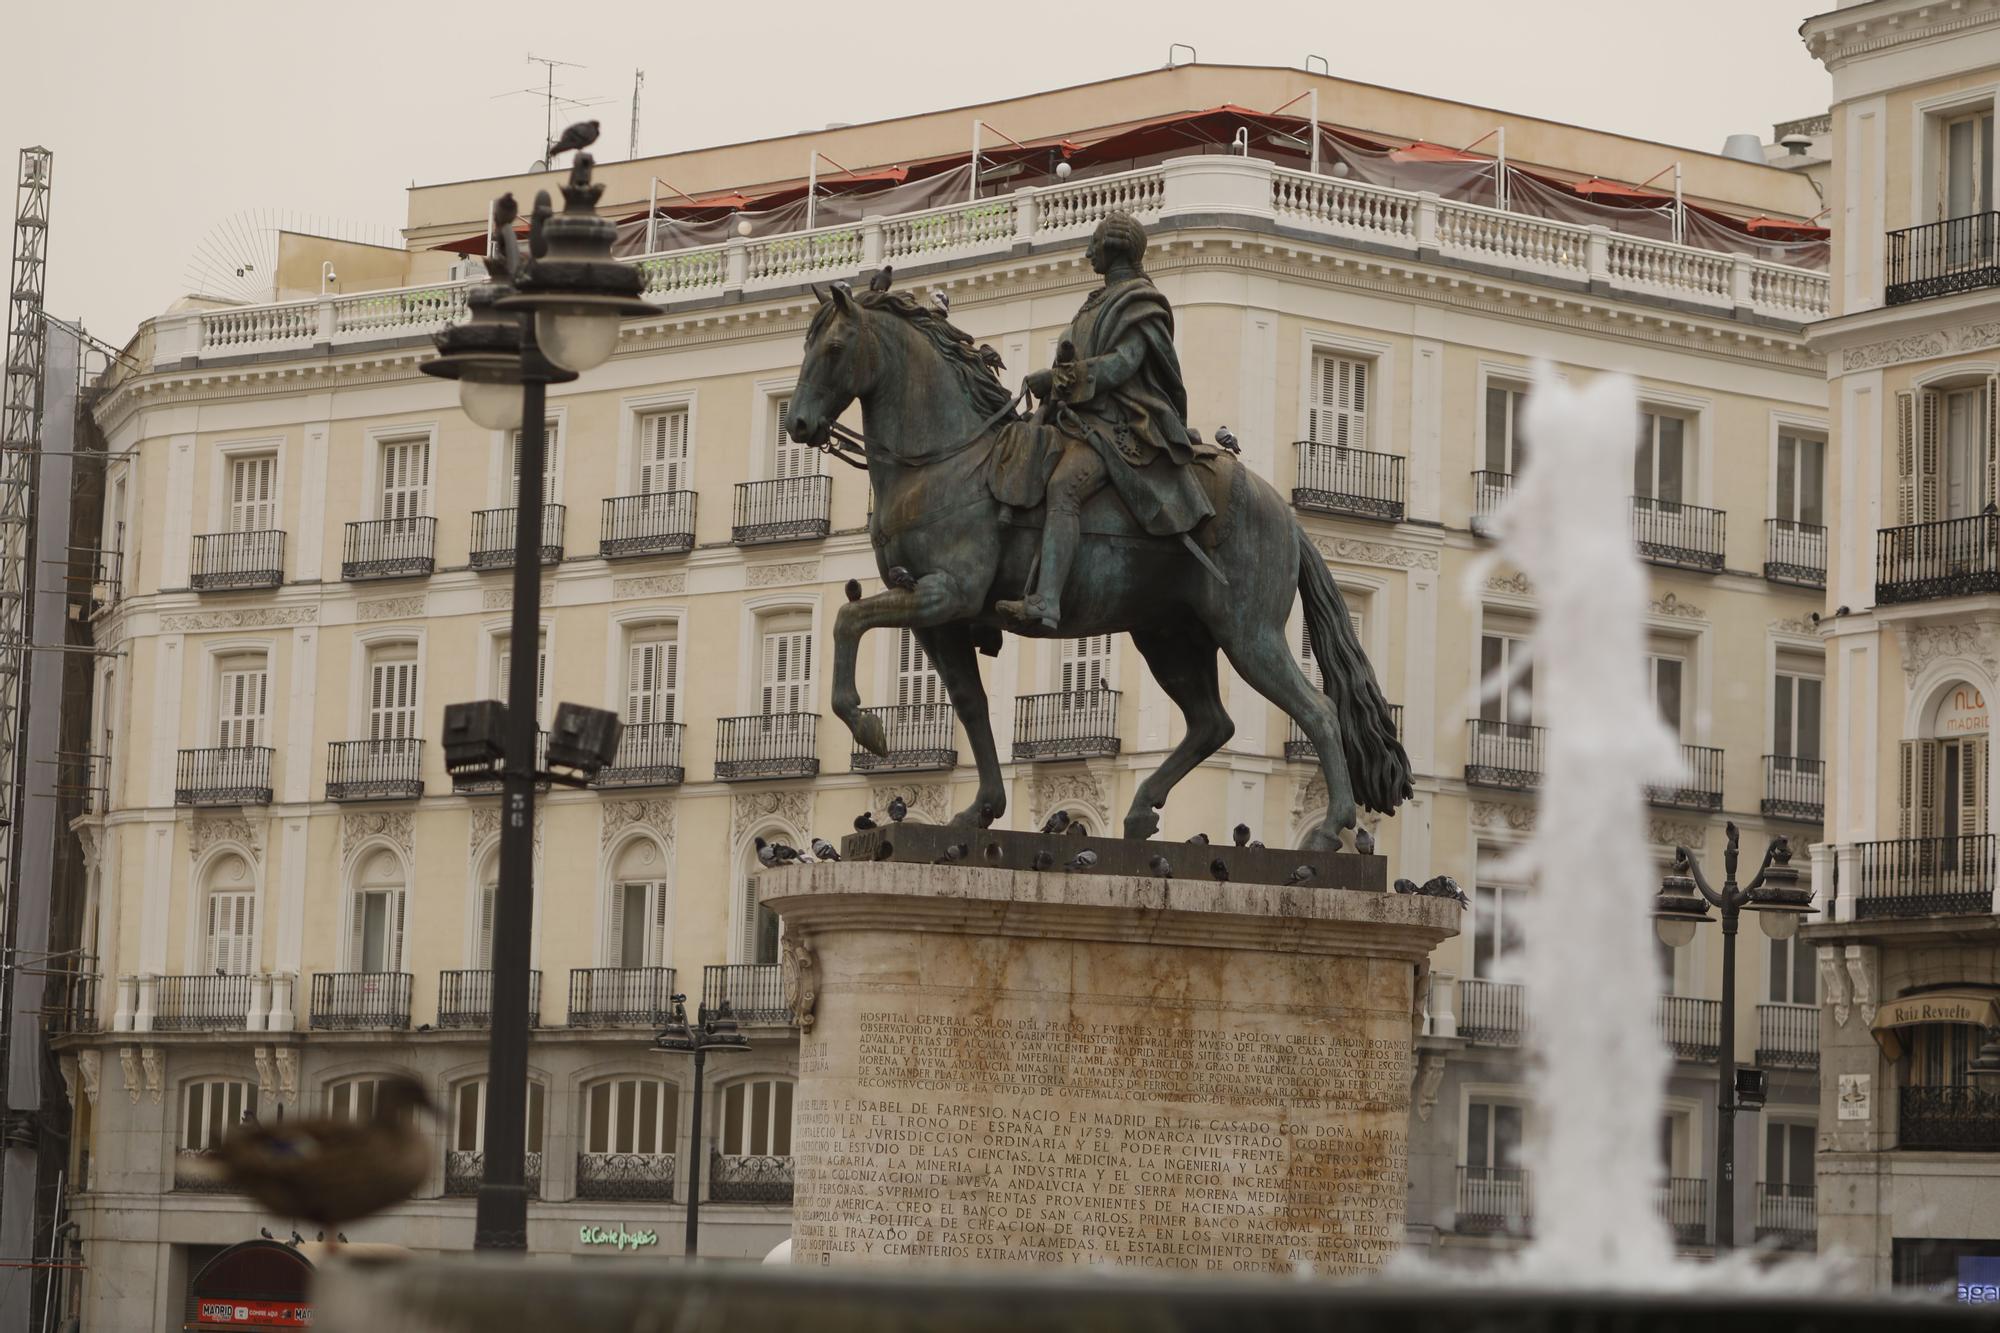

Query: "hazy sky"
left=1, top=0, right=1829, bottom=343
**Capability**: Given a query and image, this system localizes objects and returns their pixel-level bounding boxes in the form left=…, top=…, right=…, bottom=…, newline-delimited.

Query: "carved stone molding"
left=601, top=798, right=676, bottom=850
left=76, top=1049, right=99, bottom=1103
left=733, top=789, right=816, bottom=840
left=142, top=1047, right=163, bottom=1104
left=614, top=573, right=686, bottom=599
left=119, top=1047, right=140, bottom=1105
left=275, top=1046, right=298, bottom=1101
left=1414, top=1050, right=1447, bottom=1123
left=1818, top=946, right=1850, bottom=1029
left=1649, top=592, right=1705, bottom=621
left=1900, top=622, right=2000, bottom=679
left=190, top=814, right=263, bottom=864
left=1288, top=772, right=1379, bottom=843
left=253, top=1046, right=277, bottom=1100
left=1648, top=819, right=1707, bottom=851
left=1028, top=771, right=1105, bottom=829
left=873, top=782, right=953, bottom=827
left=746, top=560, right=820, bottom=588
left=75, top=824, right=103, bottom=872
left=1309, top=535, right=1438, bottom=571
left=1844, top=945, right=1877, bottom=1027
left=783, top=933, right=820, bottom=1032
left=161, top=606, right=317, bottom=632
left=468, top=806, right=541, bottom=857
left=1769, top=616, right=1817, bottom=637
left=1469, top=800, right=1535, bottom=833
left=1484, top=571, right=1532, bottom=597
left=358, top=595, right=427, bottom=622
left=342, top=810, right=413, bottom=864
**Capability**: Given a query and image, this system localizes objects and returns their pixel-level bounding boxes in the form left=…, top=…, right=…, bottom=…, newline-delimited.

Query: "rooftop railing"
left=191, top=531, right=284, bottom=591
left=342, top=517, right=436, bottom=582
left=1854, top=834, right=1995, bottom=920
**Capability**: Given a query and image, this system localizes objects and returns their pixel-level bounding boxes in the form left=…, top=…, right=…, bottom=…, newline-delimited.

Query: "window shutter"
left=1964, top=737, right=1987, bottom=837
left=640, top=410, right=688, bottom=494
left=390, top=890, right=406, bottom=972
left=1298, top=620, right=1324, bottom=692
left=661, top=640, right=679, bottom=724
left=896, top=630, right=940, bottom=707
left=230, top=455, right=276, bottom=532
left=762, top=630, right=811, bottom=715
left=742, top=874, right=763, bottom=962
left=1309, top=354, right=1368, bottom=449
left=651, top=881, right=670, bottom=967
left=477, top=885, right=496, bottom=969
left=1987, top=376, right=2000, bottom=510
left=380, top=439, right=431, bottom=521
left=510, top=421, right=561, bottom=499
left=605, top=882, right=627, bottom=968
left=1897, top=391, right=1917, bottom=525
left=349, top=896, right=367, bottom=972
left=627, top=641, right=657, bottom=725
left=1900, top=739, right=1942, bottom=839
left=206, top=893, right=254, bottom=975
left=1919, top=390, right=1943, bottom=523
left=771, top=396, right=817, bottom=479
left=219, top=668, right=268, bottom=749
left=1060, top=635, right=1111, bottom=695
left=370, top=657, right=417, bottom=742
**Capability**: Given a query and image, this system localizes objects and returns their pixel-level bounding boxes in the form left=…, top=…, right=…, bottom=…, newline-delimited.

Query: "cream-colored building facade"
left=59, top=64, right=1833, bottom=1326
left=1803, top=0, right=2000, bottom=1293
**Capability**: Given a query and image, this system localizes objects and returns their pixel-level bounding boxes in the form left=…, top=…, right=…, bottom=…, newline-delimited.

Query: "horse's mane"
left=810, top=288, right=1019, bottom=420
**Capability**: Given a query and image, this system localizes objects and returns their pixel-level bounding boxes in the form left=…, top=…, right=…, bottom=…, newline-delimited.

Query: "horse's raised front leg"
left=915, top=625, right=1006, bottom=828
left=1224, top=624, right=1357, bottom=848
left=831, top=571, right=979, bottom=756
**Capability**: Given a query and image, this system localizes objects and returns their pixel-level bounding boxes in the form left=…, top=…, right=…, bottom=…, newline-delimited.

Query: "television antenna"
left=496, top=54, right=611, bottom=169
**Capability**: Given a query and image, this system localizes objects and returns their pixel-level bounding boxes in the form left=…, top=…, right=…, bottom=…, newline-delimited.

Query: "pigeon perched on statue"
left=887, top=796, right=908, bottom=823
left=1147, top=855, right=1173, bottom=879
left=1354, top=827, right=1376, bottom=856
left=885, top=566, right=917, bottom=591
left=844, top=579, right=863, bottom=603
left=853, top=811, right=877, bottom=831
left=754, top=837, right=801, bottom=868
left=1214, top=425, right=1240, bottom=454
left=1283, top=865, right=1316, bottom=887
left=1208, top=858, right=1230, bottom=883
left=1417, top=875, right=1471, bottom=909
left=983, top=842, right=1003, bottom=865
left=1040, top=810, right=1070, bottom=836
left=934, top=842, right=968, bottom=865
left=977, top=803, right=997, bottom=829
left=871, top=841, right=895, bottom=862
left=1067, top=821, right=1087, bottom=836
left=1065, top=849, right=1098, bottom=872
left=1186, top=832, right=1209, bottom=846
left=1031, top=850, right=1054, bottom=872
left=547, top=119, right=600, bottom=159
left=1232, top=824, right=1251, bottom=847
left=810, top=837, right=840, bottom=863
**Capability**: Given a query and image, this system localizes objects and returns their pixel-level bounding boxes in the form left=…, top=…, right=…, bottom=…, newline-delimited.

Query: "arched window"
left=201, top=852, right=256, bottom=976
left=349, top=850, right=407, bottom=973
left=445, top=1077, right=545, bottom=1197
left=177, top=1078, right=256, bottom=1191
left=326, top=1076, right=420, bottom=1124
left=606, top=838, right=671, bottom=969
left=473, top=850, right=498, bottom=969
left=577, top=1076, right=678, bottom=1201
left=712, top=1077, right=795, bottom=1203
left=740, top=839, right=781, bottom=964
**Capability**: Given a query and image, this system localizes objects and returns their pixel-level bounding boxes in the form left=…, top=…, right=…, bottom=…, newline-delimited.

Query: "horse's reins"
left=812, top=384, right=1030, bottom=471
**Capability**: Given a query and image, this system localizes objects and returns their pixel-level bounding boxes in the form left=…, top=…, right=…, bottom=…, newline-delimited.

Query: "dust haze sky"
left=0, top=0, right=1829, bottom=344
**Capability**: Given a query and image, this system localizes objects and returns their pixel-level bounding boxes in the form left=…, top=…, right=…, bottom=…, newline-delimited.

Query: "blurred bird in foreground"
left=934, top=842, right=968, bottom=865
left=844, top=579, right=863, bottom=603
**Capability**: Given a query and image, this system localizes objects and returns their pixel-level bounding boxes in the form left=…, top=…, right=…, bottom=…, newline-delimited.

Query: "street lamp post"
left=424, top=129, right=655, bottom=1252
left=1654, top=823, right=1814, bottom=1252
left=655, top=995, right=749, bottom=1259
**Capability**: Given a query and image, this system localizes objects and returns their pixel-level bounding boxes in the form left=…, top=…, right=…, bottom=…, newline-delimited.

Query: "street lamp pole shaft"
left=1715, top=894, right=1737, bottom=1252
left=684, top=1042, right=707, bottom=1258
left=474, top=345, right=547, bottom=1252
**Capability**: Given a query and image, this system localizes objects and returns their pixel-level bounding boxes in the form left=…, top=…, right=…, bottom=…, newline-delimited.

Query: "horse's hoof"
left=1123, top=811, right=1160, bottom=840
left=852, top=714, right=889, bottom=757
left=1301, top=826, right=1345, bottom=852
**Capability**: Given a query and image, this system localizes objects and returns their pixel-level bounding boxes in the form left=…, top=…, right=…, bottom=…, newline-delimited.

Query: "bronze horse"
left=785, top=279, right=1409, bottom=848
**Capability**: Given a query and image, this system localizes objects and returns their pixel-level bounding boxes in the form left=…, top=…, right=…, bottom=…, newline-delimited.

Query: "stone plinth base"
left=766, top=861, right=1458, bottom=1276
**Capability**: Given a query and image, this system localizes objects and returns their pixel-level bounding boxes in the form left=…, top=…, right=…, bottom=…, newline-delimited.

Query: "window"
left=326, top=1076, right=419, bottom=1124
left=1297, top=602, right=1365, bottom=695
left=1942, top=108, right=1995, bottom=222
left=1464, top=1098, right=1523, bottom=1175
left=1773, top=663, right=1822, bottom=764
left=1472, top=884, right=1525, bottom=980
left=1768, top=936, right=1816, bottom=1005
left=216, top=658, right=268, bottom=749
left=583, top=1076, right=678, bottom=1156
left=770, top=395, right=818, bottom=480
left=1943, top=386, right=1987, bottom=520
left=1478, top=631, right=1533, bottom=726
left=181, top=1080, right=256, bottom=1151
left=228, top=454, right=276, bottom=533
left=722, top=1078, right=795, bottom=1157
left=1060, top=635, right=1113, bottom=695
left=509, top=418, right=561, bottom=502
left=637, top=407, right=690, bottom=494
left=1634, top=412, right=1686, bottom=506
left=350, top=851, right=406, bottom=974
left=1895, top=382, right=2000, bottom=523
left=1647, top=653, right=1685, bottom=739
left=108, top=476, right=127, bottom=594
left=379, top=437, right=431, bottom=521
left=474, top=873, right=496, bottom=969
left=452, top=1078, right=545, bottom=1155
left=1901, top=684, right=1988, bottom=841
left=368, top=646, right=419, bottom=742
left=1484, top=384, right=1529, bottom=475
left=1910, top=1022, right=1978, bottom=1087
left=760, top=618, right=812, bottom=716
left=1774, top=433, right=1824, bottom=528
left=205, top=890, right=254, bottom=975
left=743, top=838, right=782, bottom=966
left=496, top=633, right=549, bottom=727
left=894, top=630, right=942, bottom=708
left=608, top=879, right=670, bottom=969
left=1764, top=1119, right=1813, bottom=1192
left=1307, top=353, right=1368, bottom=449
left=625, top=628, right=679, bottom=725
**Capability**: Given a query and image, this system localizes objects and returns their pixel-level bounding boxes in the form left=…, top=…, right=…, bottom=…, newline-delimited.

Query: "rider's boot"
left=997, top=505, right=1076, bottom=630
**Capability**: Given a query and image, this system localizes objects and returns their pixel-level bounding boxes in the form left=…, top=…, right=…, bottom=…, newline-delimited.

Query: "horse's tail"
left=1296, top=529, right=1414, bottom=815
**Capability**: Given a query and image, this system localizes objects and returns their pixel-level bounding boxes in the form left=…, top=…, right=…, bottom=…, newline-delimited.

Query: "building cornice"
left=1803, top=0, right=2000, bottom=69
left=1811, top=289, right=2000, bottom=372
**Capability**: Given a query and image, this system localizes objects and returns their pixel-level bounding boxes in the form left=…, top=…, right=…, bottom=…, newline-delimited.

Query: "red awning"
left=1392, top=141, right=1491, bottom=164
left=1569, top=176, right=1673, bottom=202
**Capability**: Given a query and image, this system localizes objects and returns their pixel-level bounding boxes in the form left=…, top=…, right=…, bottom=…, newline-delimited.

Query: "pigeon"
left=1209, top=858, right=1230, bottom=883
left=1031, top=849, right=1055, bottom=872
left=547, top=119, right=601, bottom=159
left=1283, top=865, right=1315, bottom=887
left=854, top=811, right=877, bottom=831
left=260, top=1227, right=275, bottom=1240
left=869, top=266, right=895, bottom=293
left=1393, top=878, right=1421, bottom=895
left=1248, top=840, right=1265, bottom=850
left=934, top=842, right=969, bottom=865
left=931, top=290, right=950, bottom=315
left=316, top=1232, right=325, bottom=1242
left=1187, top=832, right=1210, bottom=846
left=1232, top=823, right=1251, bottom=847
left=888, top=795, right=909, bottom=823
left=1068, top=821, right=1087, bottom=836
left=983, top=842, right=1003, bottom=864
left=1214, top=425, right=1240, bottom=454
left=1040, top=810, right=1071, bottom=835
left=885, top=566, right=917, bottom=591
left=337, top=1234, right=349, bottom=1245
left=845, top=579, right=863, bottom=603
left=289, top=1230, right=305, bottom=1247
left=872, top=840, right=895, bottom=861
left=811, top=837, right=841, bottom=862
left=1065, top=848, right=1098, bottom=872
left=977, top=802, right=997, bottom=828
left=1147, top=855, right=1173, bottom=879
left=1354, top=827, right=1376, bottom=856
left=755, top=837, right=779, bottom=868
left=1418, top=875, right=1472, bottom=910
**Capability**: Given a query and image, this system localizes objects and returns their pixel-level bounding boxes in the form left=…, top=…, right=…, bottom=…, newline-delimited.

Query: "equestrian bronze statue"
left=786, top=211, right=1409, bottom=849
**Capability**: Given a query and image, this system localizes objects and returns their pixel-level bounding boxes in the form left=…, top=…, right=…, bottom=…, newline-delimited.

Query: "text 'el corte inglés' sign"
left=580, top=1224, right=658, bottom=1251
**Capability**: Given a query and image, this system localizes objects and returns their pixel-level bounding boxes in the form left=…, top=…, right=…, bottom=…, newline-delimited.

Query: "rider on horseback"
left=996, top=211, right=1218, bottom=629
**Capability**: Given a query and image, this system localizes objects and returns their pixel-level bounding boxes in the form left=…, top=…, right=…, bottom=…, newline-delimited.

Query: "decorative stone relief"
left=1469, top=800, right=1535, bottom=833
left=614, top=574, right=686, bottom=599
left=1899, top=622, right=2000, bottom=679
left=468, top=806, right=541, bottom=857
left=733, top=789, right=816, bottom=840
left=1649, top=592, right=1705, bottom=621
left=142, top=1047, right=163, bottom=1104
left=1414, top=1050, right=1446, bottom=1123
left=601, top=798, right=676, bottom=850
left=1844, top=945, right=1877, bottom=1027
left=1484, top=571, right=1532, bottom=596
left=76, top=1049, right=99, bottom=1103
left=1647, top=819, right=1707, bottom=851
left=1769, top=616, right=1817, bottom=638
left=783, top=933, right=820, bottom=1032
left=341, top=810, right=413, bottom=864
left=1309, top=535, right=1438, bottom=571
left=1838, top=312, right=2000, bottom=371
left=253, top=1046, right=277, bottom=1100
left=1288, top=772, right=1379, bottom=844
left=275, top=1046, right=298, bottom=1101
left=746, top=560, right=820, bottom=588
left=358, top=595, right=427, bottom=622
left=1028, top=772, right=1103, bottom=830
left=482, top=588, right=511, bottom=610
left=874, top=782, right=953, bottom=827
left=74, top=824, right=102, bottom=872
left=191, top=814, right=263, bottom=864
left=1818, top=946, right=1850, bottom=1028
left=161, top=606, right=317, bottom=632
left=119, top=1047, right=140, bottom=1105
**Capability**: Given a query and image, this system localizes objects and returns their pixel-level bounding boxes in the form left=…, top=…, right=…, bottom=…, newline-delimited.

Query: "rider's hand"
left=1024, top=369, right=1054, bottom=399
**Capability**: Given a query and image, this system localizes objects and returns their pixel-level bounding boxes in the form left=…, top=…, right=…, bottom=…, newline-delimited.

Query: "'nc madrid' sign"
left=580, top=1224, right=659, bottom=1251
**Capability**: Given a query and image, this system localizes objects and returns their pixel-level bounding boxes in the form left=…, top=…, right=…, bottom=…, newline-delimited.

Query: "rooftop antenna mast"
left=629, top=69, right=645, bottom=159
left=524, top=53, right=587, bottom=164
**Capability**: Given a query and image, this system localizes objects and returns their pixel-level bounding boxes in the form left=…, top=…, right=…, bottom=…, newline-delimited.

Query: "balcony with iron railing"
left=470, top=505, right=565, bottom=569
left=1657, top=995, right=1720, bottom=1062
left=1761, top=755, right=1824, bottom=824
left=1471, top=470, right=1513, bottom=533
left=1465, top=719, right=1543, bottom=791
left=326, top=738, right=424, bottom=801
left=1755, top=1182, right=1815, bottom=1251
left=446, top=1150, right=542, bottom=1198
left=1659, top=1177, right=1709, bottom=1247
left=1292, top=443, right=1405, bottom=522
left=153, top=974, right=255, bottom=1032
left=715, top=714, right=818, bottom=781
left=1755, top=1002, right=1819, bottom=1070
left=1632, top=497, right=1725, bottom=573
left=851, top=703, right=957, bottom=773
left=1876, top=514, right=2000, bottom=604
left=733, top=476, right=831, bottom=546
left=710, top=1151, right=795, bottom=1203
left=591, top=722, right=686, bottom=789
left=342, top=517, right=436, bottom=581
left=702, top=963, right=793, bottom=1026
left=45, top=969, right=98, bottom=1034
left=453, top=732, right=549, bottom=795
left=1285, top=705, right=1400, bottom=763
left=1454, top=1165, right=1531, bottom=1236
left=1764, top=518, right=1826, bottom=588
left=175, top=747, right=273, bottom=807
left=1886, top=213, right=2000, bottom=305
left=191, top=530, right=285, bottom=591
left=1645, top=744, right=1723, bottom=812
left=1899, top=1084, right=2000, bottom=1151
left=576, top=1151, right=677, bottom=1201
left=1457, top=978, right=1525, bottom=1046
left=1854, top=834, right=1995, bottom=920
left=602, top=492, right=698, bottom=559
left=567, top=966, right=676, bottom=1027
left=436, top=969, right=542, bottom=1030
left=308, top=971, right=412, bottom=1030
left=1014, top=688, right=1121, bottom=762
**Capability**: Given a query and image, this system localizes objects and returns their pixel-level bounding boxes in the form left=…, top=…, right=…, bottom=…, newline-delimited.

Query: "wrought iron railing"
left=709, top=1152, right=795, bottom=1203
left=1755, top=1182, right=1815, bottom=1250
left=1457, top=978, right=1525, bottom=1046
left=1013, top=688, right=1121, bottom=761
left=445, top=1149, right=542, bottom=1198
left=1855, top=834, right=1995, bottom=919
left=1764, top=518, right=1826, bottom=588
left=1755, top=1002, right=1819, bottom=1070
left=1455, top=1165, right=1531, bottom=1235
left=1471, top=470, right=1513, bottom=530
left=575, top=1151, right=677, bottom=1201
left=1292, top=443, right=1405, bottom=522
left=702, top=963, right=792, bottom=1025
left=470, top=504, right=565, bottom=569
left=1761, top=755, right=1824, bottom=824
left=1631, top=496, right=1725, bottom=572
left=601, top=492, right=697, bottom=559
left=567, top=967, right=677, bottom=1027
left=326, top=738, right=424, bottom=801
left=591, top=721, right=686, bottom=789
left=1645, top=743, right=1723, bottom=812
left=44, top=968, right=98, bottom=1034
left=174, top=747, right=273, bottom=806
left=153, top=974, right=255, bottom=1032
left=1656, top=995, right=1720, bottom=1061
left=732, top=475, right=831, bottom=545
left=1886, top=212, right=2000, bottom=305
left=453, top=732, right=549, bottom=794
left=173, top=1148, right=236, bottom=1194
left=1876, top=514, right=2000, bottom=604
left=436, top=969, right=541, bottom=1029
left=1465, top=719, right=1543, bottom=790
left=342, top=517, right=436, bottom=581
left=308, top=971, right=412, bottom=1030
left=1899, top=1084, right=2000, bottom=1151
left=715, top=713, right=819, bottom=781
left=851, top=703, right=957, bottom=772
left=1659, top=1177, right=1709, bottom=1247
left=1285, top=705, right=1400, bottom=763
left=191, top=530, right=285, bottom=590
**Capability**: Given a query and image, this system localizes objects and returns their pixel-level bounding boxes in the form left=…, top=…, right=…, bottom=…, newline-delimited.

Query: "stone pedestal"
left=766, top=861, right=1458, bottom=1277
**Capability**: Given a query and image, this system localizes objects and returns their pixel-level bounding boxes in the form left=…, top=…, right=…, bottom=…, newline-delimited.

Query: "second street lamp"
left=655, top=995, right=749, bottom=1259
